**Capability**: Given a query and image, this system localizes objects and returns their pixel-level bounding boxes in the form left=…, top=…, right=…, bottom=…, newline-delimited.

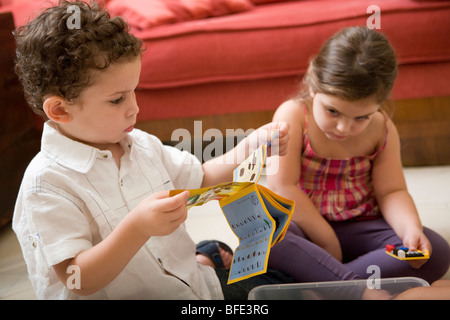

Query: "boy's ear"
left=43, top=96, right=72, bottom=123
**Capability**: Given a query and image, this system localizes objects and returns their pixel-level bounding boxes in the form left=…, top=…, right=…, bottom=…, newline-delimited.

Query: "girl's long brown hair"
left=297, top=26, right=398, bottom=114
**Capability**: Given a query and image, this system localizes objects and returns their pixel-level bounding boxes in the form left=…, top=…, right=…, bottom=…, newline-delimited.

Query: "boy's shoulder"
left=129, top=128, right=162, bottom=148
left=128, top=128, right=171, bottom=158
left=129, top=128, right=199, bottom=163
left=21, top=128, right=159, bottom=182
left=17, top=150, right=65, bottom=196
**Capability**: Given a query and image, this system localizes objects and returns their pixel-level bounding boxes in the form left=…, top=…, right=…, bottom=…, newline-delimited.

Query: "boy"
left=13, top=1, right=289, bottom=299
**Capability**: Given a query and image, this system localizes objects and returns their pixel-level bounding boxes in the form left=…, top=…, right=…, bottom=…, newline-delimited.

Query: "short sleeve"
left=24, top=188, right=93, bottom=267
left=160, top=144, right=204, bottom=190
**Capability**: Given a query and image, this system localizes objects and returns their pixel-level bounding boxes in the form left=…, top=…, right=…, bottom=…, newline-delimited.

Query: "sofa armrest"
left=0, top=12, right=41, bottom=228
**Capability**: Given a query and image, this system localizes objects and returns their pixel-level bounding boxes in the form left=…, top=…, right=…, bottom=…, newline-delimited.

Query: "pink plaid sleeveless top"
left=299, top=107, right=389, bottom=221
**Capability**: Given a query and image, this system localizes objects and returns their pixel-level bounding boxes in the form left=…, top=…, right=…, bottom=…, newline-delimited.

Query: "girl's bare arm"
left=267, top=100, right=342, bottom=261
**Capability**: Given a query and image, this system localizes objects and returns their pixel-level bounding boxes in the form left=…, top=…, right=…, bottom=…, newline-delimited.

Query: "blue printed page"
left=221, top=189, right=274, bottom=283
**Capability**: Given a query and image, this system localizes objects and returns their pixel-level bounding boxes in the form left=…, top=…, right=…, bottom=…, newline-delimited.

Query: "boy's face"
left=56, top=57, right=141, bottom=150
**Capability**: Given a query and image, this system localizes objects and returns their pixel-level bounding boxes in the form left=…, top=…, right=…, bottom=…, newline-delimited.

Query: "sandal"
left=196, top=240, right=233, bottom=269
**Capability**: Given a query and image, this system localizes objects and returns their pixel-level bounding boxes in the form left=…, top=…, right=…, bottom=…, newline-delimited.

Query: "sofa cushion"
left=132, top=0, right=450, bottom=93
left=106, top=0, right=254, bottom=30
left=0, top=0, right=110, bottom=27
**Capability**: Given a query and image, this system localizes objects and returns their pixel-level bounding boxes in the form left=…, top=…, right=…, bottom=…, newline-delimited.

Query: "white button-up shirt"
left=13, top=121, right=224, bottom=300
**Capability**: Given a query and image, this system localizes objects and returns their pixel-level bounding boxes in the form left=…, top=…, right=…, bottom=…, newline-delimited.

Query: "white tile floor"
left=1, top=166, right=449, bottom=299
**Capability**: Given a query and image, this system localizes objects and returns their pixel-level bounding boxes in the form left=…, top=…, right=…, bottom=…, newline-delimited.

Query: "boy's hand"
left=248, top=121, right=290, bottom=157
left=201, top=121, right=289, bottom=187
left=131, top=190, right=190, bottom=238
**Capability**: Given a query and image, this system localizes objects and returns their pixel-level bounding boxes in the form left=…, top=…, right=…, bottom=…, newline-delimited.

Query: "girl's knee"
left=431, top=279, right=450, bottom=287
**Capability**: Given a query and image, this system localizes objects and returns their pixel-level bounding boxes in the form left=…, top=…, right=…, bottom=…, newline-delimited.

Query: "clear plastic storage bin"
left=248, top=277, right=429, bottom=300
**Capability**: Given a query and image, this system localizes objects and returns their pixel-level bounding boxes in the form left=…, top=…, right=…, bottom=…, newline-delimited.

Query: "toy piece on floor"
left=385, top=244, right=429, bottom=260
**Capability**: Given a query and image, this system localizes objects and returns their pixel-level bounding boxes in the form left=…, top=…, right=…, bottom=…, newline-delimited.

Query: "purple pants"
left=268, top=218, right=450, bottom=284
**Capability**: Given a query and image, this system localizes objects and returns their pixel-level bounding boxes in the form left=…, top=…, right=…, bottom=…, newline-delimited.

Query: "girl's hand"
left=130, top=190, right=190, bottom=238
left=403, top=227, right=432, bottom=269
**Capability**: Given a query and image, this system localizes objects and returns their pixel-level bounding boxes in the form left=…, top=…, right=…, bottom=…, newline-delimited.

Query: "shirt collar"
left=41, top=121, right=133, bottom=173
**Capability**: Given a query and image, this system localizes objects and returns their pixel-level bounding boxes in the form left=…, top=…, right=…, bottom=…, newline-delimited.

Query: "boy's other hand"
left=248, top=121, right=290, bottom=157
left=131, top=190, right=190, bottom=238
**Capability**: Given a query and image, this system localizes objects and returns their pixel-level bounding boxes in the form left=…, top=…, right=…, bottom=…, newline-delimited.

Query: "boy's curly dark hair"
left=14, top=1, right=143, bottom=119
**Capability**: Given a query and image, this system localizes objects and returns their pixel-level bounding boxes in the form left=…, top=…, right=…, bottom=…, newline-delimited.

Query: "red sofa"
left=109, top=0, right=450, bottom=168
left=122, top=0, right=450, bottom=120
left=2, top=0, right=450, bottom=161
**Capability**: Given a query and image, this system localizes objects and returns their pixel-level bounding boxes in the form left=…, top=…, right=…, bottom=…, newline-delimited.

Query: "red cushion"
left=1, top=0, right=110, bottom=27
left=106, top=0, right=254, bottom=30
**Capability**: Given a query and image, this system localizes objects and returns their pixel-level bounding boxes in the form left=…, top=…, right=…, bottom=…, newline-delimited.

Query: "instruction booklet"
left=170, top=131, right=294, bottom=284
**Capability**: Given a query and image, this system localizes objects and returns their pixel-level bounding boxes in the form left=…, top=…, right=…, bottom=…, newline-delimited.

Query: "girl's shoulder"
left=275, top=99, right=304, bottom=116
left=273, top=99, right=306, bottom=129
left=363, top=110, right=398, bottom=159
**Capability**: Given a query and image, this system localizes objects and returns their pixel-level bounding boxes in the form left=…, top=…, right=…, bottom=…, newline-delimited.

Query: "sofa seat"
left=128, top=0, right=450, bottom=121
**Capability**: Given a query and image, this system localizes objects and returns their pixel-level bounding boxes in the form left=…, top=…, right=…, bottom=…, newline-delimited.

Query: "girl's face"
left=311, top=92, right=380, bottom=141
left=59, top=57, right=141, bottom=150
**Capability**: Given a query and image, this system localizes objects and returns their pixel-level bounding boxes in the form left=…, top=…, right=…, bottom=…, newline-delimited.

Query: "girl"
left=267, top=27, right=450, bottom=287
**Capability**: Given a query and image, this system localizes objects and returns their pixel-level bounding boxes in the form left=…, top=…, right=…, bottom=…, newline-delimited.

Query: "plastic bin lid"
left=248, top=277, right=430, bottom=300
